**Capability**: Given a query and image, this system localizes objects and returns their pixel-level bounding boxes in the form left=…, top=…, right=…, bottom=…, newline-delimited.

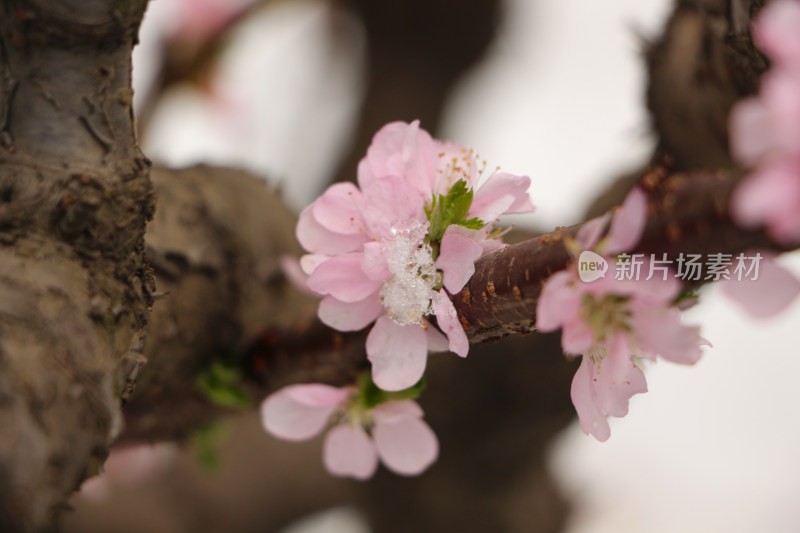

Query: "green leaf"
left=195, top=360, right=250, bottom=409
left=356, top=371, right=426, bottom=409
left=191, top=421, right=226, bottom=471
left=426, top=179, right=484, bottom=243
left=458, top=217, right=484, bottom=230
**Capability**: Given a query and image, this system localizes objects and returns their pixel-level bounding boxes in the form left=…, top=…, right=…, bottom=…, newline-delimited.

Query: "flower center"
left=581, top=293, right=632, bottom=342
left=380, top=221, right=437, bottom=326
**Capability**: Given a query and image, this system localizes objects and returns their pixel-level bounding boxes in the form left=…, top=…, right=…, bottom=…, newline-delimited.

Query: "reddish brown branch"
left=454, top=167, right=790, bottom=343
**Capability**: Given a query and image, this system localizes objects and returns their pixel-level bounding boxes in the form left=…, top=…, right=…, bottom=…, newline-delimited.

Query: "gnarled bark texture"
left=0, top=1, right=152, bottom=530
left=0, top=0, right=793, bottom=531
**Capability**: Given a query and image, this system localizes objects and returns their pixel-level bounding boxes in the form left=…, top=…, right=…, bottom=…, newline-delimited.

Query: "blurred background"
left=64, top=0, right=800, bottom=531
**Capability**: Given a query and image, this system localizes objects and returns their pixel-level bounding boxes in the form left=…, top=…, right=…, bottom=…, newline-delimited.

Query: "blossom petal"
left=425, top=319, right=450, bottom=352
left=297, top=205, right=368, bottom=255
left=431, top=289, right=468, bottom=357
left=720, top=253, right=800, bottom=318
left=591, top=334, right=648, bottom=418
left=373, top=411, right=438, bottom=476
left=732, top=159, right=800, bottom=245
left=361, top=175, right=427, bottom=237
left=103, top=444, right=176, bottom=488
left=561, top=319, right=594, bottom=355
left=730, top=98, right=772, bottom=164
left=307, top=254, right=383, bottom=302
left=299, top=253, right=329, bottom=275
left=436, top=225, right=484, bottom=294
left=576, top=215, right=610, bottom=251
left=261, top=384, right=348, bottom=441
left=570, top=357, right=611, bottom=441
left=318, top=294, right=383, bottom=332
left=279, top=254, right=314, bottom=295
left=323, top=425, right=378, bottom=480
left=360, top=120, right=436, bottom=199
left=366, top=316, right=429, bottom=391
left=469, top=172, right=533, bottom=222
left=536, top=271, right=582, bottom=332
left=605, top=187, right=647, bottom=255
left=754, top=0, right=800, bottom=65
left=371, top=399, right=424, bottom=423
left=361, top=241, right=391, bottom=281
left=312, top=182, right=367, bottom=235
left=431, top=141, right=479, bottom=195
left=630, top=305, right=705, bottom=364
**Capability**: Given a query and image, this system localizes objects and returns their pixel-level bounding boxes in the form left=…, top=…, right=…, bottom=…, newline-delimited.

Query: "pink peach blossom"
left=261, top=384, right=438, bottom=479
left=536, top=188, right=706, bottom=440
left=297, top=121, right=534, bottom=391
left=729, top=0, right=800, bottom=244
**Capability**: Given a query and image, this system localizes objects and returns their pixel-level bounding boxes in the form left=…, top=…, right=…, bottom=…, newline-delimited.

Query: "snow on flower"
left=260, top=380, right=438, bottom=480
left=297, top=120, right=534, bottom=391
left=536, top=188, right=707, bottom=441
left=729, top=0, right=800, bottom=245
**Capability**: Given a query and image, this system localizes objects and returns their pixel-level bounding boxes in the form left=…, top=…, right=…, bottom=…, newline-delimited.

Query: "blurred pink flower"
left=261, top=384, right=438, bottom=479
left=537, top=188, right=705, bottom=440
left=729, top=0, right=800, bottom=244
left=720, top=252, right=800, bottom=318
left=170, top=0, right=254, bottom=42
left=79, top=443, right=177, bottom=503
left=297, top=120, right=533, bottom=391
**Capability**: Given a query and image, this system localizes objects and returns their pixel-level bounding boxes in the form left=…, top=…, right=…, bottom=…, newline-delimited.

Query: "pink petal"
left=720, top=253, right=800, bottom=318
left=283, top=383, right=353, bottom=407
left=361, top=241, right=391, bottom=281
left=606, top=263, right=680, bottom=304
left=479, top=232, right=507, bottom=254
left=535, top=271, right=582, bottom=332
left=732, top=160, right=800, bottom=238
left=299, top=253, right=329, bottom=275
left=730, top=98, right=772, bottom=164
left=307, top=254, right=383, bottom=303
left=79, top=476, right=112, bottom=503
left=431, top=289, right=469, bottom=357
left=435, top=225, right=484, bottom=294
left=323, top=424, right=378, bottom=480
left=296, top=205, right=368, bottom=255
left=360, top=120, right=436, bottom=199
left=561, top=319, right=594, bottom=355
left=762, top=71, right=800, bottom=157
left=103, top=443, right=176, bottom=488
left=401, top=120, right=437, bottom=198
left=591, top=334, right=648, bottom=418
left=373, top=411, right=438, bottom=476
left=361, top=175, right=427, bottom=237
left=431, top=140, right=479, bottom=196
left=754, top=0, right=800, bottom=65
left=371, top=399, right=424, bottom=423
left=576, top=214, right=610, bottom=251
left=469, top=172, right=534, bottom=222
left=630, top=305, right=705, bottom=364
left=311, top=182, right=367, bottom=235
left=360, top=122, right=409, bottom=190
left=366, top=315, right=429, bottom=391
left=261, top=384, right=348, bottom=441
left=280, top=254, right=315, bottom=295
left=570, top=356, right=611, bottom=441
left=605, top=187, right=648, bottom=255
left=425, top=319, right=450, bottom=352
left=318, top=294, right=384, bottom=332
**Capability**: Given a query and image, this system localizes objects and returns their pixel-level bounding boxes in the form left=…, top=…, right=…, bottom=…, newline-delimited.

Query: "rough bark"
left=0, top=1, right=152, bottom=530
left=0, top=0, right=786, bottom=531
left=647, top=0, right=768, bottom=170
